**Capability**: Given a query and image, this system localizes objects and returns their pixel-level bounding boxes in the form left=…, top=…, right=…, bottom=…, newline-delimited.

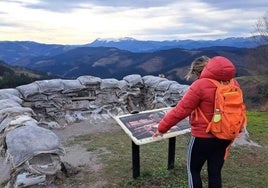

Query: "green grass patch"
left=62, top=111, right=268, bottom=187
left=246, top=111, right=268, bottom=144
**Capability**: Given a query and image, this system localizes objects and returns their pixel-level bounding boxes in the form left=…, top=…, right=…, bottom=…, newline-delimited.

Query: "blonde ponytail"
left=185, top=56, right=210, bottom=81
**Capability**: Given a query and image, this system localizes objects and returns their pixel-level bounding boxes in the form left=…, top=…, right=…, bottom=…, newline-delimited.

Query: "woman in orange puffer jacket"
left=154, top=56, right=237, bottom=188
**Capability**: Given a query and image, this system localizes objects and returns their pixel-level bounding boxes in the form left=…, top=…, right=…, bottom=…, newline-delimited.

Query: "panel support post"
left=132, top=141, right=140, bottom=178
left=167, top=137, right=176, bottom=170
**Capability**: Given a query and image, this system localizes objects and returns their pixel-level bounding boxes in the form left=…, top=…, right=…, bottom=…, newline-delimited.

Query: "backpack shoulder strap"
left=197, top=107, right=210, bottom=124
left=229, top=78, right=237, bottom=85
left=204, top=78, right=236, bottom=86
left=196, top=78, right=220, bottom=124
left=204, top=78, right=221, bottom=86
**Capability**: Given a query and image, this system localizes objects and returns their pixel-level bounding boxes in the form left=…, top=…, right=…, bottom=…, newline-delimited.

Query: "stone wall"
left=0, top=74, right=189, bottom=187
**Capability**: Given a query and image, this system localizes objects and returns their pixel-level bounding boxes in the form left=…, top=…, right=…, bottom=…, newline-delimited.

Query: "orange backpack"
left=199, top=78, right=247, bottom=140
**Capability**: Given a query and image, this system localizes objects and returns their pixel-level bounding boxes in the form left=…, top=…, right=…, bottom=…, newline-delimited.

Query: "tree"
left=254, top=11, right=268, bottom=44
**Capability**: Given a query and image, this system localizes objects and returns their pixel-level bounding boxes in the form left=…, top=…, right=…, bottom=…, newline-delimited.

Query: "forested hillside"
left=0, top=61, right=53, bottom=89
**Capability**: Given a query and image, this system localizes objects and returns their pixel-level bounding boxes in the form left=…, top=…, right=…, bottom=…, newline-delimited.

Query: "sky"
left=0, top=0, right=267, bottom=45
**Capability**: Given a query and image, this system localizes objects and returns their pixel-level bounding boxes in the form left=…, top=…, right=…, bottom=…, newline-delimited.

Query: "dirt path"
left=54, top=118, right=120, bottom=143
left=53, top=118, right=120, bottom=167
left=53, top=118, right=121, bottom=187
left=0, top=118, right=121, bottom=187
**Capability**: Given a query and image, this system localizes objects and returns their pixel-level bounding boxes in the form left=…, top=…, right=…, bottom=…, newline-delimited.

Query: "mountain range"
left=2, top=46, right=267, bottom=85
left=0, top=37, right=267, bottom=110
left=0, top=37, right=267, bottom=82
left=0, top=36, right=262, bottom=65
left=88, top=37, right=261, bottom=52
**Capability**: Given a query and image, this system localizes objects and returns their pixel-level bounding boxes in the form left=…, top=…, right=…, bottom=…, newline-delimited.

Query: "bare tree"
left=254, top=11, right=268, bottom=44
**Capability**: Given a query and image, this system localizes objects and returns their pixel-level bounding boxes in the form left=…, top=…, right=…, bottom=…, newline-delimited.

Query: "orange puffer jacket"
left=158, top=56, right=237, bottom=138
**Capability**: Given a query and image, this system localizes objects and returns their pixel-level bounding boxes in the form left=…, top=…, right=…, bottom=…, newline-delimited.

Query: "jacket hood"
left=200, top=56, right=236, bottom=81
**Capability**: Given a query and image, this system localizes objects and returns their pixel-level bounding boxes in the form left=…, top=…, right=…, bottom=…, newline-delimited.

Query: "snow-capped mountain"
left=87, top=36, right=261, bottom=52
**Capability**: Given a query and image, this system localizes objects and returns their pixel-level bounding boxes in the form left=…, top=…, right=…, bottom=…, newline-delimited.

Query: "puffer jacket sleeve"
left=158, top=80, right=201, bottom=133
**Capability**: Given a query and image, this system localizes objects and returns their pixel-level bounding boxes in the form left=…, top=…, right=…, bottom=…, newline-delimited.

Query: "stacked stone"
left=14, top=75, right=188, bottom=125
left=16, top=79, right=86, bottom=126
left=0, top=89, right=65, bottom=187
left=0, top=74, right=189, bottom=187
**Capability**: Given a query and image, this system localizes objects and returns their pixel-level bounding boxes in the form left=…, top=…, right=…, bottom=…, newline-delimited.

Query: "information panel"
left=114, top=107, right=190, bottom=145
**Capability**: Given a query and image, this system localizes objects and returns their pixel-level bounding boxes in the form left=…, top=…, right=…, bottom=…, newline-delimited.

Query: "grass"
left=60, top=111, right=268, bottom=188
left=223, top=111, right=268, bottom=187
left=236, top=75, right=268, bottom=84
left=236, top=75, right=268, bottom=111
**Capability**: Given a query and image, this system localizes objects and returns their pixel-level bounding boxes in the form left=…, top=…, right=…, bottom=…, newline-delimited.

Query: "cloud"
left=0, top=21, right=20, bottom=27
left=24, top=0, right=84, bottom=13
left=21, top=0, right=179, bottom=12
left=201, top=0, right=268, bottom=9
left=19, top=0, right=268, bottom=13
left=0, top=0, right=267, bottom=44
left=87, top=0, right=177, bottom=8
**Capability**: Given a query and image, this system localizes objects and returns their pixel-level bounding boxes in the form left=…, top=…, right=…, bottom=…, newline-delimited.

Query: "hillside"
left=237, top=75, right=268, bottom=111
left=0, top=41, right=76, bottom=65
left=0, top=60, right=53, bottom=89
left=10, top=45, right=268, bottom=85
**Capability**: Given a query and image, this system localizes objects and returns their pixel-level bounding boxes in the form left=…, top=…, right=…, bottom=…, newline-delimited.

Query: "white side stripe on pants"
left=187, top=136, right=195, bottom=188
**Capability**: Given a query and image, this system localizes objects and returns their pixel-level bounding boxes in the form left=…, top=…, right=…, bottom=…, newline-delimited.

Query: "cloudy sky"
left=0, top=0, right=267, bottom=44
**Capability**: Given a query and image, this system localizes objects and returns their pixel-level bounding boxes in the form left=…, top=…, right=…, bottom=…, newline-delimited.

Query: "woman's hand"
left=153, top=130, right=164, bottom=137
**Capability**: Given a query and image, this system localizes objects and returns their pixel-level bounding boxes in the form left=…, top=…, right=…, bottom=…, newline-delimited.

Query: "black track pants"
left=187, top=136, right=231, bottom=188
